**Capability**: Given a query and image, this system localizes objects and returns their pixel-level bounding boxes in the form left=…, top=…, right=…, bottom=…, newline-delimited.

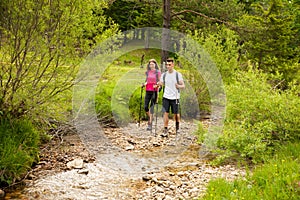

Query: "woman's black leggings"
left=144, top=91, right=157, bottom=114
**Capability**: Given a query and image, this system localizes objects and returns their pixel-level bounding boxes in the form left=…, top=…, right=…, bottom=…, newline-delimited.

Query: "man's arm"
left=176, top=73, right=185, bottom=89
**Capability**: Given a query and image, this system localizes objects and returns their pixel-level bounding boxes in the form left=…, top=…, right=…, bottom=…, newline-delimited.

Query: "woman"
left=142, top=59, right=161, bottom=131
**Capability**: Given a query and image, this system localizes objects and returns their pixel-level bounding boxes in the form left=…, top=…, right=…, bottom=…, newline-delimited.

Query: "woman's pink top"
left=146, top=70, right=161, bottom=91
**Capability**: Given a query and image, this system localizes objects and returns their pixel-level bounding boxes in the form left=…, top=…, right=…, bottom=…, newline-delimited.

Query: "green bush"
left=0, top=118, right=39, bottom=186
left=217, top=69, right=300, bottom=163
left=96, top=66, right=143, bottom=126
left=95, top=80, right=115, bottom=126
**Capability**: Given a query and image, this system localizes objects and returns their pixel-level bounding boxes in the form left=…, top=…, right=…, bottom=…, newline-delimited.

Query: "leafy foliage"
left=170, top=0, right=246, bottom=33
left=104, top=0, right=161, bottom=31
left=0, top=0, right=299, bottom=192
left=0, top=0, right=119, bottom=188
left=217, top=69, right=300, bottom=163
left=192, top=26, right=240, bottom=84
left=237, top=0, right=300, bottom=85
left=0, top=0, right=118, bottom=122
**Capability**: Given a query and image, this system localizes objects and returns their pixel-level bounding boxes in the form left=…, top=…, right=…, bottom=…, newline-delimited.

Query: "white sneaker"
left=161, top=129, right=168, bottom=137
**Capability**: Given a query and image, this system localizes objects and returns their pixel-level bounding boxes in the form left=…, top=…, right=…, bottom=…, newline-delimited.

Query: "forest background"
left=0, top=0, right=299, bottom=199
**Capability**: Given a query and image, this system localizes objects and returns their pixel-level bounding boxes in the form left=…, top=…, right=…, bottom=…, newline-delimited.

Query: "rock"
left=0, top=189, right=4, bottom=198
left=38, top=161, right=47, bottom=165
left=169, top=172, right=175, bottom=176
left=157, top=174, right=168, bottom=181
left=182, top=192, right=189, bottom=199
left=164, top=195, right=173, bottom=200
left=177, top=171, right=186, bottom=176
left=127, top=139, right=136, bottom=145
left=17, top=120, right=246, bottom=200
left=188, top=162, right=199, bottom=167
left=188, top=187, right=199, bottom=197
left=125, top=144, right=134, bottom=151
left=27, top=174, right=37, bottom=180
left=66, top=158, right=84, bottom=169
left=152, top=142, right=161, bottom=147
left=155, top=192, right=165, bottom=200
left=154, top=185, right=164, bottom=193
left=230, top=171, right=240, bottom=176
left=169, top=185, right=176, bottom=190
left=142, top=175, right=152, bottom=181
left=77, top=169, right=89, bottom=175
left=151, top=177, right=159, bottom=184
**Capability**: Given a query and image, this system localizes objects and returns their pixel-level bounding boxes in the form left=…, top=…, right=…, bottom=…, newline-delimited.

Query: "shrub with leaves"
left=218, top=68, right=300, bottom=163
left=0, top=0, right=118, bottom=122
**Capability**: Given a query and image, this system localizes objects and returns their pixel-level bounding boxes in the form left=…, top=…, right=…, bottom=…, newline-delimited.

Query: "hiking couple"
left=142, top=58, right=185, bottom=137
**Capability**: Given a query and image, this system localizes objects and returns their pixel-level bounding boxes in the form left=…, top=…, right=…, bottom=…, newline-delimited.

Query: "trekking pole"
left=154, top=87, right=159, bottom=136
left=175, top=89, right=179, bottom=139
left=138, top=85, right=143, bottom=127
left=150, top=91, right=156, bottom=134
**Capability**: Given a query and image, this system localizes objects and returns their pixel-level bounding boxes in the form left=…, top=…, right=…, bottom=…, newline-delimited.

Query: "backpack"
left=162, top=71, right=180, bottom=93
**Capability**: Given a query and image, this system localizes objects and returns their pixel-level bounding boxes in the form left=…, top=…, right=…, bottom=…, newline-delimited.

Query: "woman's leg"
left=144, top=91, right=153, bottom=130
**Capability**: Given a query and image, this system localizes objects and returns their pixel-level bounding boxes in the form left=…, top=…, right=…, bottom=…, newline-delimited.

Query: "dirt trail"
left=4, top=119, right=246, bottom=200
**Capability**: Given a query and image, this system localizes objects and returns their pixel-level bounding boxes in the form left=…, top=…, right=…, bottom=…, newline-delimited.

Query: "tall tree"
left=237, top=0, right=299, bottom=82
left=170, top=0, right=246, bottom=33
left=161, top=0, right=171, bottom=65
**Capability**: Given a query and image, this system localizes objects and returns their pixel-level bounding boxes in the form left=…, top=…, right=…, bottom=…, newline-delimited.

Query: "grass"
left=95, top=48, right=211, bottom=125
left=0, top=119, right=40, bottom=186
left=95, top=48, right=163, bottom=124
left=201, top=142, right=300, bottom=199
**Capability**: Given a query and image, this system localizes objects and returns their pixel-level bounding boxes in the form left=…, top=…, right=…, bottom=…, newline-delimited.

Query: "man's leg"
left=163, top=112, right=169, bottom=128
left=175, top=113, right=180, bottom=133
left=162, top=112, right=169, bottom=136
left=162, top=98, right=170, bottom=137
left=171, top=99, right=180, bottom=133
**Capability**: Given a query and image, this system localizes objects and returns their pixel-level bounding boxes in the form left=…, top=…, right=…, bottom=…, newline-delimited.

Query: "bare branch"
left=173, top=9, right=258, bottom=35
left=172, top=14, right=196, bottom=30
left=171, top=9, right=237, bottom=29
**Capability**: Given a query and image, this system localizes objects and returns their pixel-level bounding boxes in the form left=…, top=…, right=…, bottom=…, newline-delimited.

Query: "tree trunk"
left=161, top=0, right=171, bottom=71
left=145, top=28, right=149, bottom=49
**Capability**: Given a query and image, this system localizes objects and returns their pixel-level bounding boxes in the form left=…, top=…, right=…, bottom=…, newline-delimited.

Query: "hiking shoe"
left=146, top=125, right=152, bottom=131
left=161, top=129, right=168, bottom=137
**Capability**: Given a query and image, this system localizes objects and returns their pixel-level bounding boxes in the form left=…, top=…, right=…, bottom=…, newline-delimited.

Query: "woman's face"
left=149, top=62, right=156, bottom=70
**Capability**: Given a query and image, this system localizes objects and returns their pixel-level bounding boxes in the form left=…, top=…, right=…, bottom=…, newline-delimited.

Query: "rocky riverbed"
left=3, top=119, right=246, bottom=200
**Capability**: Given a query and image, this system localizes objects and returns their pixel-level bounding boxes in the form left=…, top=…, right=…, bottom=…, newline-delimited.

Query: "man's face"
left=166, top=61, right=174, bottom=71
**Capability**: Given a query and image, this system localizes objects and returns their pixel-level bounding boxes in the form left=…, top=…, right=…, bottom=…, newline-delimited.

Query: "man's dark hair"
left=166, top=58, right=174, bottom=63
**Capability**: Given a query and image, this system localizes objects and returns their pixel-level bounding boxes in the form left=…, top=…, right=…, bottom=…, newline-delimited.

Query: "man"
left=158, top=58, right=185, bottom=137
